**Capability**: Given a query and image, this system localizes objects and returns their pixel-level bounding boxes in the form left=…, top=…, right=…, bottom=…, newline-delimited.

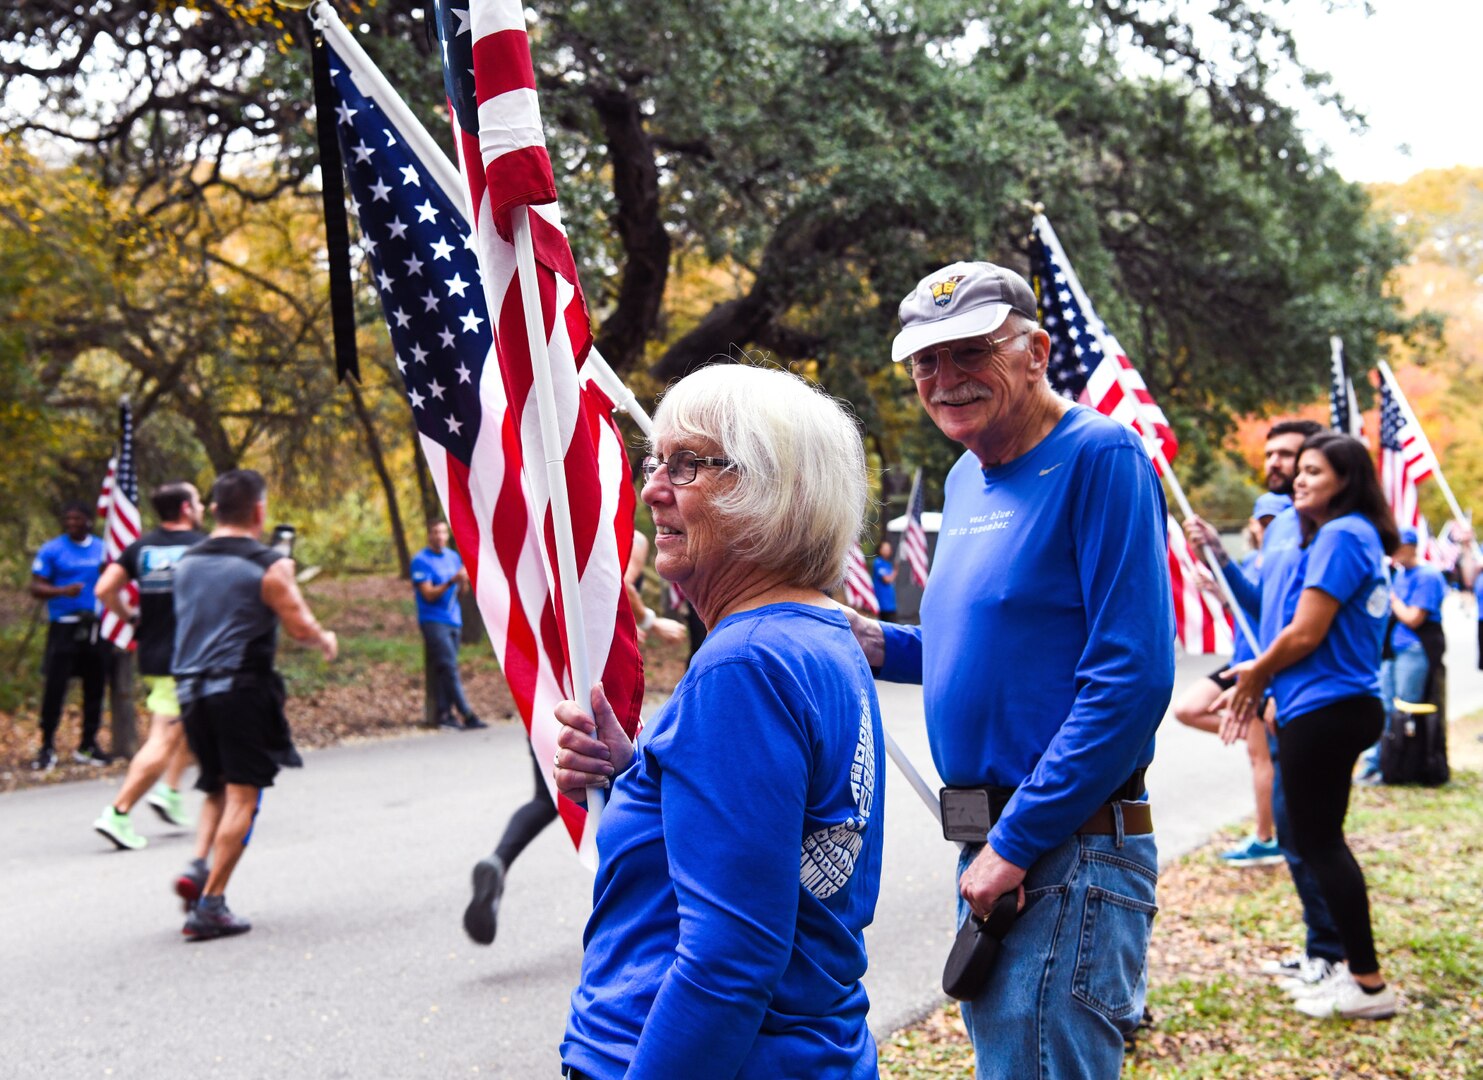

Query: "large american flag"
left=1379, top=377, right=1435, bottom=531
left=1029, top=215, right=1178, bottom=468
left=900, top=468, right=930, bottom=588
left=843, top=543, right=879, bottom=614
left=97, top=402, right=140, bottom=648
left=1029, top=214, right=1230, bottom=654
left=1328, top=337, right=1364, bottom=439
left=324, top=18, right=641, bottom=853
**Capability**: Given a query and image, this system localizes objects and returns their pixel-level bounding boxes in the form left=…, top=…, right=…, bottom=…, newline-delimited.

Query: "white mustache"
left=930, top=388, right=986, bottom=406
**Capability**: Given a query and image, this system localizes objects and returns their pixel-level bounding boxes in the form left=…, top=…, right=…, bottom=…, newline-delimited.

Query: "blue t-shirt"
left=1391, top=563, right=1446, bottom=652
left=562, top=604, right=884, bottom=1080
left=872, top=555, right=897, bottom=612
left=410, top=546, right=463, bottom=626
left=876, top=406, right=1175, bottom=870
left=1261, top=513, right=1388, bottom=723
left=31, top=533, right=104, bottom=622
left=1475, top=571, right=1483, bottom=621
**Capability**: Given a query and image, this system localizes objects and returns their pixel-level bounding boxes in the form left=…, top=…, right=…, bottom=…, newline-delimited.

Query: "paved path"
left=4, top=601, right=1479, bottom=1078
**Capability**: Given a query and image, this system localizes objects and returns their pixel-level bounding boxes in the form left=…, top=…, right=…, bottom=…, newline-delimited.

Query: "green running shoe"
left=94, top=806, right=147, bottom=851
left=146, top=782, right=192, bottom=827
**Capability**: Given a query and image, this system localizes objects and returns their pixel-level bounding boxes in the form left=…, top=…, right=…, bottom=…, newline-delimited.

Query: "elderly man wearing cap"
left=847, top=262, right=1174, bottom=1077
left=1171, top=490, right=1291, bottom=869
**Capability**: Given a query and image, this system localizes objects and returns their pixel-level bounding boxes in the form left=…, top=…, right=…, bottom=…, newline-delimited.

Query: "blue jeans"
left=956, top=824, right=1157, bottom=1080
left=421, top=622, right=473, bottom=723
left=1269, top=732, right=1343, bottom=963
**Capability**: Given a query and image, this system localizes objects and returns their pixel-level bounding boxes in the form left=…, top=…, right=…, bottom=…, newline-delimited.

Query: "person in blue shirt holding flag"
left=551, top=364, right=884, bottom=1080
left=411, top=521, right=485, bottom=731
left=871, top=539, right=898, bottom=622
left=29, top=501, right=110, bottom=772
left=1221, top=432, right=1401, bottom=1021
left=845, top=262, right=1174, bottom=1079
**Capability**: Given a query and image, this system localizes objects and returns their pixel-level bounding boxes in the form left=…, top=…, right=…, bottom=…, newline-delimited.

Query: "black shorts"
left=1207, top=662, right=1237, bottom=692
left=183, top=683, right=282, bottom=793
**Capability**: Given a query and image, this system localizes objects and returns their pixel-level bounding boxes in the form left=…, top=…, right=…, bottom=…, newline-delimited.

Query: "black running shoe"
left=462, top=715, right=489, bottom=730
left=31, top=747, right=57, bottom=773
left=174, top=858, right=209, bottom=912
left=183, top=896, right=251, bottom=941
left=73, top=746, right=115, bottom=766
left=463, top=856, right=506, bottom=946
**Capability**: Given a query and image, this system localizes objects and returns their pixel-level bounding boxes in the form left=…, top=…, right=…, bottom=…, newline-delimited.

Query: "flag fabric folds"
left=843, top=544, right=879, bottom=615
left=1029, top=215, right=1178, bottom=468
left=323, top=23, right=640, bottom=852
left=1328, top=337, right=1364, bottom=439
left=98, top=403, right=141, bottom=649
left=1030, top=214, right=1228, bottom=652
left=1166, top=515, right=1234, bottom=655
left=1379, top=377, right=1435, bottom=531
left=900, top=468, right=930, bottom=589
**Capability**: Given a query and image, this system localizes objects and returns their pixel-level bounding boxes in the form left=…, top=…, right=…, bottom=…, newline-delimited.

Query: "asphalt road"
left=5, top=601, right=1479, bottom=1079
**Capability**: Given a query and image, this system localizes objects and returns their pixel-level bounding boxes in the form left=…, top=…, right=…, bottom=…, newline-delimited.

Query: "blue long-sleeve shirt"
left=562, top=603, right=884, bottom=1080
left=877, top=406, right=1174, bottom=870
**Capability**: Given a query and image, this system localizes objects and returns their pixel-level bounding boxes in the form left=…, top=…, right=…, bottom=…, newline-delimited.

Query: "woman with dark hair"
left=1224, top=432, right=1400, bottom=1020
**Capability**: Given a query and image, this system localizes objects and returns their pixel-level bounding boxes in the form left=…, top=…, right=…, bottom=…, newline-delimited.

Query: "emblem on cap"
left=930, top=275, right=966, bottom=307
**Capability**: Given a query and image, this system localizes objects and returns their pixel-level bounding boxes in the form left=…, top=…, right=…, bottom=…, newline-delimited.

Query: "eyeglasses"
left=640, top=449, right=734, bottom=486
left=904, top=329, right=1033, bottom=380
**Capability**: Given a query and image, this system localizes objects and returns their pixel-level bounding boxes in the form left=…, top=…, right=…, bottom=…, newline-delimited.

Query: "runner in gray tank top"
left=171, top=469, right=337, bottom=941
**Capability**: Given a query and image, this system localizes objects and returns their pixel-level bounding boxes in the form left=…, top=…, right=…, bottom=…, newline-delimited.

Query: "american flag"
left=97, top=402, right=140, bottom=648
left=1166, top=514, right=1233, bottom=655
left=1030, top=214, right=1233, bottom=653
left=323, top=18, right=641, bottom=853
left=1379, top=377, right=1435, bottom=531
left=843, top=543, right=879, bottom=614
left=1328, top=337, right=1364, bottom=439
left=1029, top=215, right=1178, bottom=468
left=1432, top=519, right=1463, bottom=571
left=900, top=468, right=930, bottom=588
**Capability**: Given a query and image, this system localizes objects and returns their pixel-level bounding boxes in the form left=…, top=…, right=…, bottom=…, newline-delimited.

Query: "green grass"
left=881, top=750, right=1483, bottom=1080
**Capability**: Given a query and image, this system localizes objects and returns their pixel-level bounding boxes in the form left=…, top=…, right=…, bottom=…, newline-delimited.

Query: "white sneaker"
left=1294, top=973, right=1398, bottom=1020
left=1256, top=952, right=1306, bottom=977
left=1279, top=957, right=1340, bottom=995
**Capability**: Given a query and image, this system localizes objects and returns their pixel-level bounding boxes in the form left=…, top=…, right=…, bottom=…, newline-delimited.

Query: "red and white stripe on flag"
left=96, top=457, right=116, bottom=520
left=844, top=543, right=879, bottom=615
left=98, top=443, right=141, bottom=650
left=901, top=470, right=930, bottom=589
left=444, top=0, right=643, bottom=852
left=1166, top=515, right=1233, bottom=655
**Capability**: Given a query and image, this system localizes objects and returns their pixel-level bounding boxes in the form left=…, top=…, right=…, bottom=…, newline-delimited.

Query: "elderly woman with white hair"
left=553, top=364, right=885, bottom=1080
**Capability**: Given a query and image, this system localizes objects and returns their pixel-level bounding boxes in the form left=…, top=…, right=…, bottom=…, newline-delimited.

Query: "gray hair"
left=651, top=364, right=868, bottom=591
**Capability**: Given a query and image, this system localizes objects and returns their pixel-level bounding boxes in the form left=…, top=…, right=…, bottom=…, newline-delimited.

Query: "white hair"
left=651, top=363, right=868, bottom=591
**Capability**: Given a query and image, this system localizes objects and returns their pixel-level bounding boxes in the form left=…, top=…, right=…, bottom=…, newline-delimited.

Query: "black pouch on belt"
left=942, top=891, right=1019, bottom=1000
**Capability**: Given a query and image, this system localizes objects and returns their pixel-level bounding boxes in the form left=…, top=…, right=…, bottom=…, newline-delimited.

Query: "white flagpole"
left=1035, top=213, right=1258, bottom=655
left=1378, top=359, right=1481, bottom=558
left=510, top=206, right=605, bottom=826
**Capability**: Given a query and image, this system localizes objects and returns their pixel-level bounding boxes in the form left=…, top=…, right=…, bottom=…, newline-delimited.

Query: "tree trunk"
left=346, top=379, right=412, bottom=579
left=409, top=413, right=441, bottom=528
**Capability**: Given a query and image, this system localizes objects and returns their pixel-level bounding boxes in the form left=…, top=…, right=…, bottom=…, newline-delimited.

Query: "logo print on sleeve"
left=800, top=689, right=876, bottom=900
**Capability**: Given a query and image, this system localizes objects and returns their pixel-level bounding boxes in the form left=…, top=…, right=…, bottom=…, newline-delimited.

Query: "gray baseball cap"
left=891, top=261, right=1039, bottom=363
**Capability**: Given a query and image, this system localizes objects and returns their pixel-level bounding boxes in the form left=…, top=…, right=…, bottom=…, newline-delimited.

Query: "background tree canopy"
left=0, top=0, right=1432, bottom=562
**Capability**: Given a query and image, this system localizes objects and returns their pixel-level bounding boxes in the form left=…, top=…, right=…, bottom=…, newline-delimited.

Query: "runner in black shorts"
left=170, top=470, right=337, bottom=941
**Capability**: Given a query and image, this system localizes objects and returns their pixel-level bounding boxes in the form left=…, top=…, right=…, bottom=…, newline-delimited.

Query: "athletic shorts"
left=183, top=683, right=281, bottom=793
left=142, top=676, right=181, bottom=718
left=1207, top=662, right=1237, bottom=692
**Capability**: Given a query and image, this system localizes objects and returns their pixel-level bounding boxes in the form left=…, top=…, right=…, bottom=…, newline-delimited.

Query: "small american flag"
left=843, top=543, right=879, bottom=615
left=1328, top=337, right=1364, bottom=439
left=324, top=12, right=641, bottom=853
left=98, top=403, right=141, bottom=649
left=1380, top=377, right=1435, bottom=531
left=900, top=468, right=930, bottom=588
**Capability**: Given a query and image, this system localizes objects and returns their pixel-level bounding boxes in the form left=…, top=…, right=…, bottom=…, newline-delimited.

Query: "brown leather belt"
left=1078, top=801, right=1153, bottom=836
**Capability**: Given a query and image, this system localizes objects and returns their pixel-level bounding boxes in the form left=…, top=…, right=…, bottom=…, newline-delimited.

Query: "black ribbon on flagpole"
left=309, top=13, right=360, bottom=384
